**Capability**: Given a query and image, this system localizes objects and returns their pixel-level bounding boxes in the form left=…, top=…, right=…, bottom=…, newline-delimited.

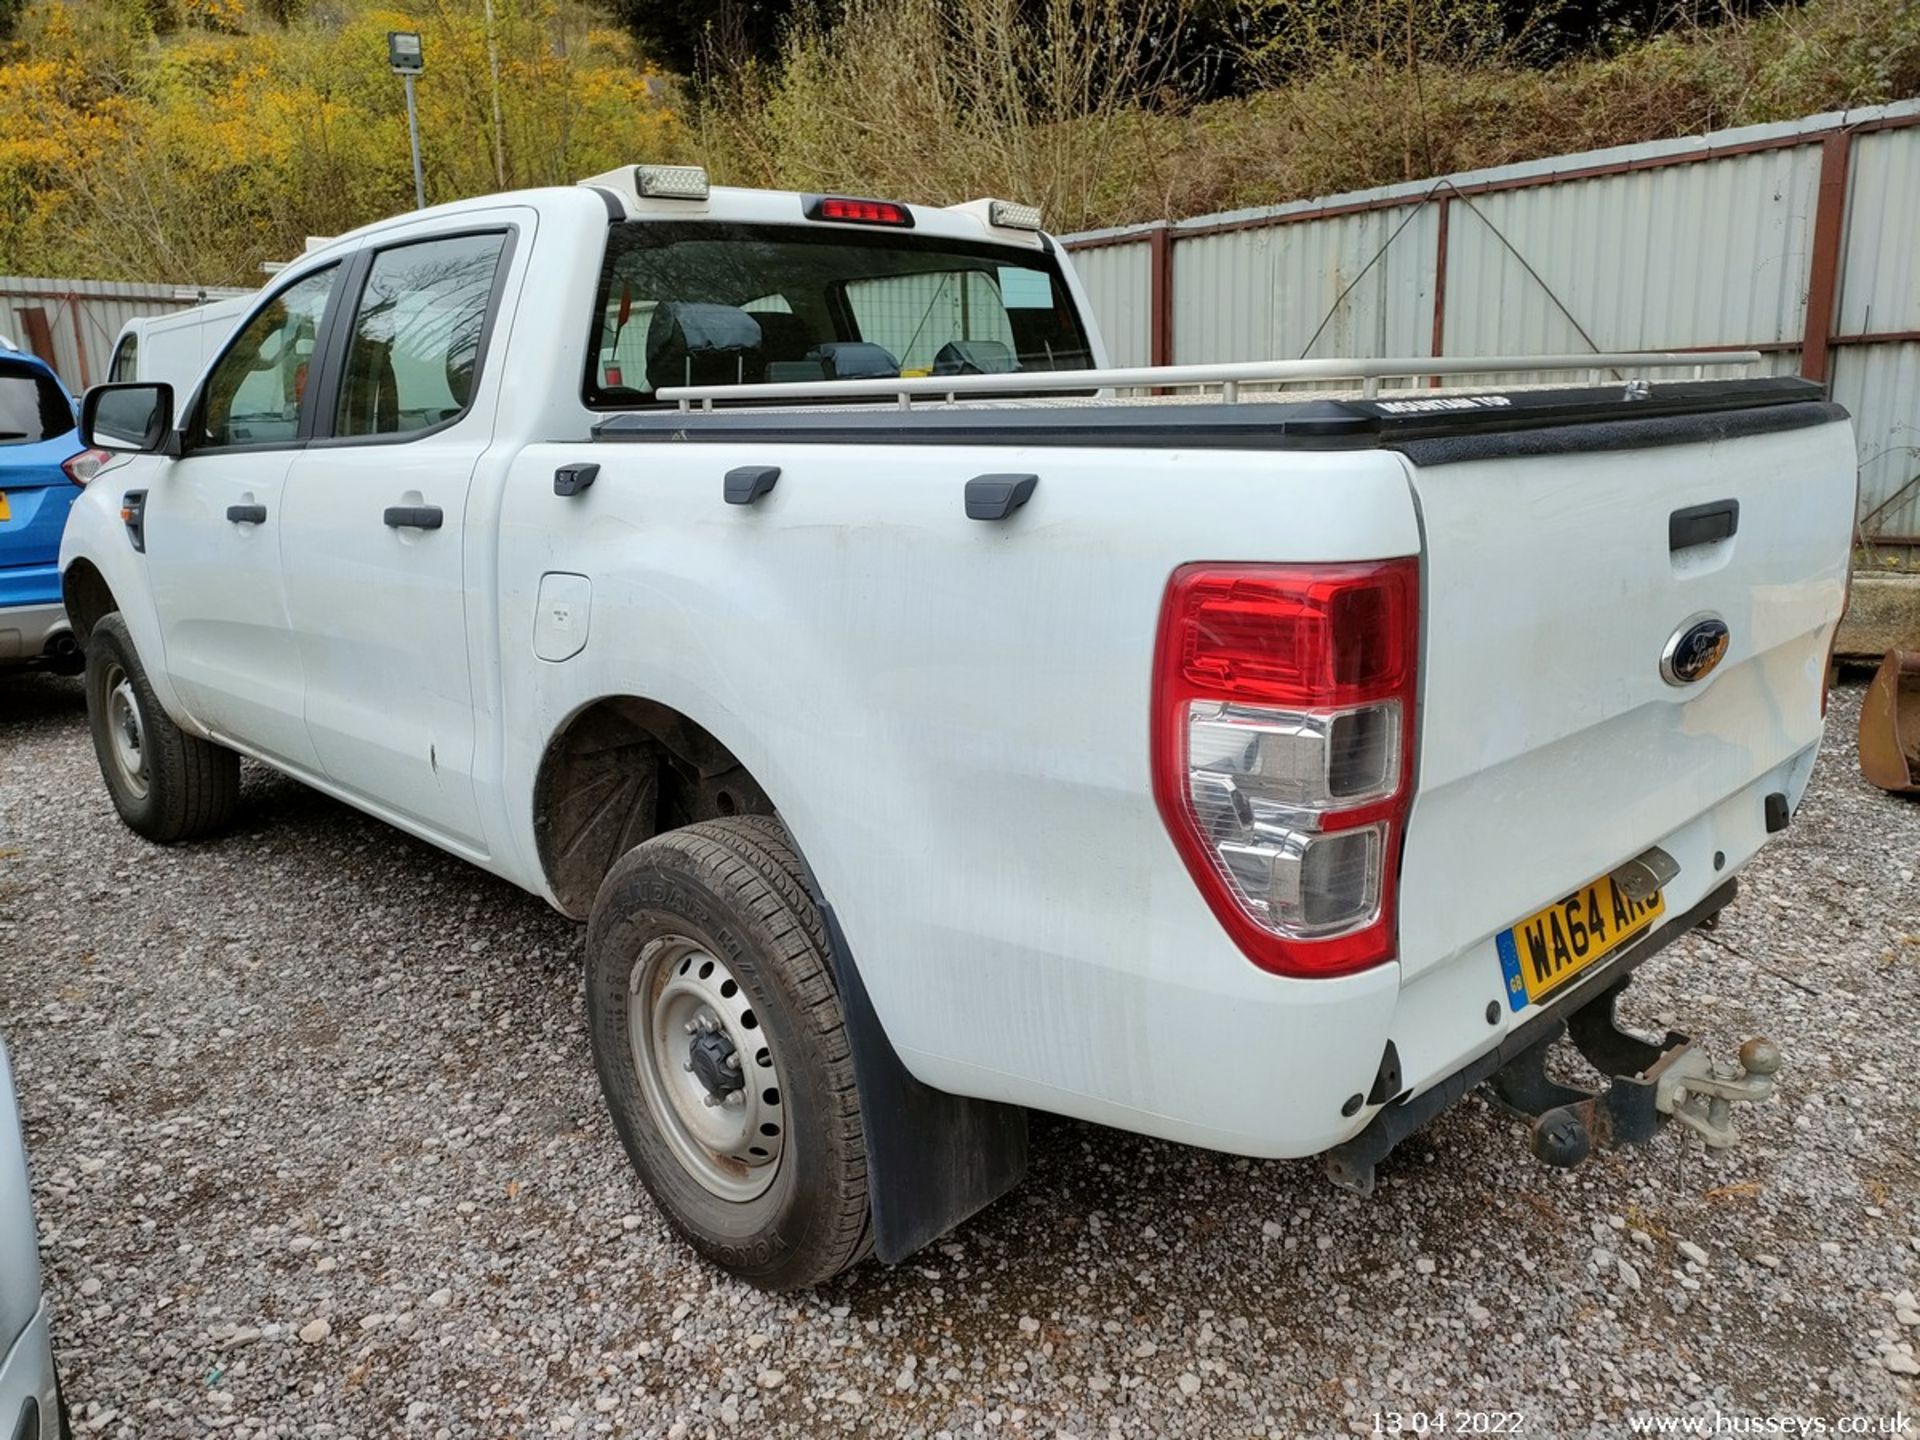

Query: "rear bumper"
left=1325, top=878, right=1737, bottom=1191
left=0, top=558, right=64, bottom=611
left=0, top=1301, right=58, bottom=1440
left=0, top=603, right=70, bottom=667
left=1383, top=743, right=1818, bottom=1118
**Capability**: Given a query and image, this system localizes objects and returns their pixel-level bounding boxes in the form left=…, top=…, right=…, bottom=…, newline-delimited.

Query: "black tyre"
left=84, top=612, right=238, bottom=843
left=585, top=818, right=872, bottom=1289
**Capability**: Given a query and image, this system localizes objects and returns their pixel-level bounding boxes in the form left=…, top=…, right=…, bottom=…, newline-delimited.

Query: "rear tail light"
left=62, top=448, right=111, bottom=486
left=805, top=195, right=915, bottom=227
left=1151, top=559, right=1420, bottom=978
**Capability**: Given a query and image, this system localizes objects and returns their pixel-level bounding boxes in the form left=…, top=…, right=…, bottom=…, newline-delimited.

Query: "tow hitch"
left=1323, top=893, right=1781, bottom=1198
left=1484, top=982, right=1781, bottom=1168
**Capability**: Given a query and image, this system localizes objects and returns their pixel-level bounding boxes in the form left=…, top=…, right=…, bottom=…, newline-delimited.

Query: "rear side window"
left=0, top=362, right=73, bottom=446
left=334, top=231, right=509, bottom=440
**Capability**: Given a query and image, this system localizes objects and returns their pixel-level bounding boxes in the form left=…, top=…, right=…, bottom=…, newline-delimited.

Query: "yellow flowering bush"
left=0, top=0, right=685, bottom=282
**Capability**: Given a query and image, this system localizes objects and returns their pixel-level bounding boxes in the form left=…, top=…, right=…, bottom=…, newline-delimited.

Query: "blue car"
left=1, top=339, right=102, bottom=674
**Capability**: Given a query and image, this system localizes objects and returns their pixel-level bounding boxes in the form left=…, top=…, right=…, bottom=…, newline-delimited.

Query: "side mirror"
left=81, top=383, right=175, bottom=455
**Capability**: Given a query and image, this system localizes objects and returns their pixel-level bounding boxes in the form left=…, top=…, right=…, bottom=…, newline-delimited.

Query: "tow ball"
left=1321, top=969, right=1782, bottom=1197
left=1487, top=981, right=1782, bottom=1169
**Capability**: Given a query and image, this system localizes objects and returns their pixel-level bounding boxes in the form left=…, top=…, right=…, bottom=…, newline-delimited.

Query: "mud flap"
left=815, top=900, right=1028, bottom=1264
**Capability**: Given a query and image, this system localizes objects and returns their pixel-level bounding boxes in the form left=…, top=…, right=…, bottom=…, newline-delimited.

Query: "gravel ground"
left=1, top=674, right=1915, bottom=1439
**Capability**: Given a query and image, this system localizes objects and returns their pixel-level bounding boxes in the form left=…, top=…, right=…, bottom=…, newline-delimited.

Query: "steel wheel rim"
left=630, top=935, right=786, bottom=1202
left=103, top=664, right=149, bottom=801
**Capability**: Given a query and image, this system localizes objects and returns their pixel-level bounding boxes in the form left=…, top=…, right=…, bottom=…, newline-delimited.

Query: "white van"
left=106, top=293, right=255, bottom=393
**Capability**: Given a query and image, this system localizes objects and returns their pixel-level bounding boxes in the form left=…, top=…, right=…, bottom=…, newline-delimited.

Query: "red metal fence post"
left=65, top=295, right=93, bottom=389
left=1428, top=193, right=1451, bottom=387
left=1148, top=223, right=1173, bottom=368
left=1800, top=131, right=1852, bottom=385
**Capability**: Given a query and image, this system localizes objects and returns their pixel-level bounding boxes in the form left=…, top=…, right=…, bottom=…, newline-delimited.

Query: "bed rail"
left=657, top=352, right=1764, bottom=411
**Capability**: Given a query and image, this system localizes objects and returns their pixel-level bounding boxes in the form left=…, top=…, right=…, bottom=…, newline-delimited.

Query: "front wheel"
left=585, top=818, right=872, bottom=1289
left=85, top=613, right=238, bottom=843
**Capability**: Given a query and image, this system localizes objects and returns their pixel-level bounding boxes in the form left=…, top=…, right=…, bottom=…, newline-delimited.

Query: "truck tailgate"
left=1395, top=409, right=1856, bottom=981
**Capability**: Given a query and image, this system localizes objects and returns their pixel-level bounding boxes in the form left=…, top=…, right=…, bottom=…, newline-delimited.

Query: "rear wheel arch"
left=61, top=560, right=118, bottom=645
left=531, top=694, right=778, bottom=918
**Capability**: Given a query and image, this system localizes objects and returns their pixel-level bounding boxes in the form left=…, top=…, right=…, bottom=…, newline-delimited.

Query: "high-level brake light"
left=1151, top=559, right=1420, bottom=978
left=805, top=195, right=914, bottom=227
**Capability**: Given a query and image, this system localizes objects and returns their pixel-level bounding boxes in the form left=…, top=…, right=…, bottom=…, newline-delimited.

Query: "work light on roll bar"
left=632, top=164, right=710, bottom=200
left=987, top=199, right=1043, bottom=231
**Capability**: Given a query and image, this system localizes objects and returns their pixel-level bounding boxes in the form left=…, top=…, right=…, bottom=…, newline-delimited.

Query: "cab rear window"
left=0, top=362, right=72, bottom=445
left=584, top=221, right=1094, bottom=407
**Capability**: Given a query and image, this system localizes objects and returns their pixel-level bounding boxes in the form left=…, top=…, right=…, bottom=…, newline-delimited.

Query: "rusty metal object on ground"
left=1858, top=649, right=1920, bottom=793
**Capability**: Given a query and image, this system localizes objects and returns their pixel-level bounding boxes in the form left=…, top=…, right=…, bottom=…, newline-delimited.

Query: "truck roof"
left=306, top=169, right=1051, bottom=263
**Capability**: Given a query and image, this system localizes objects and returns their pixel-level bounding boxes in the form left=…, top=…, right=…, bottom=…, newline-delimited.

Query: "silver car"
left=0, top=1036, right=62, bottom=1438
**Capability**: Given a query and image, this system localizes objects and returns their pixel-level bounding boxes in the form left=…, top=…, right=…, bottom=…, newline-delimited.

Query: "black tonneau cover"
left=591, top=376, right=1842, bottom=464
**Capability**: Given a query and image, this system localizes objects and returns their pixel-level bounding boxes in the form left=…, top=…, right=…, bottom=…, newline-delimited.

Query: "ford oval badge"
left=1661, top=614, right=1731, bottom=686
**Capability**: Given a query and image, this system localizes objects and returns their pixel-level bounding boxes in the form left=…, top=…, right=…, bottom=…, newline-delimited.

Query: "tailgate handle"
left=1669, top=499, right=1738, bottom=551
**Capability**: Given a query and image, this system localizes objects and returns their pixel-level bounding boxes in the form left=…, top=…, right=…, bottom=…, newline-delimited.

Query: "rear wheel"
left=585, top=818, right=871, bottom=1289
left=84, top=613, right=238, bottom=842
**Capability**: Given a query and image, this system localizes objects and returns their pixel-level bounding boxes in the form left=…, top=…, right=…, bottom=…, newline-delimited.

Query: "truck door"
left=279, top=227, right=516, bottom=852
left=139, top=265, right=341, bottom=772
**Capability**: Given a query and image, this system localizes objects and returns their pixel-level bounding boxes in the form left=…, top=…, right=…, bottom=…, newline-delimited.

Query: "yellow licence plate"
left=1496, top=876, right=1665, bottom=1012
left=0, top=492, right=10, bottom=521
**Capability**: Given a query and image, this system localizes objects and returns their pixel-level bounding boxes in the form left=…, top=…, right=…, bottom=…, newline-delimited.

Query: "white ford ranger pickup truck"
left=59, top=165, right=1854, bottom=1288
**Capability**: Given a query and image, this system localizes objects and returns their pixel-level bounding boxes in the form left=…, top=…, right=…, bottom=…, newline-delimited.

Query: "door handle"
left=226, top=503, right=267, bottom=524
left=383, top=505, right=444, bottom=530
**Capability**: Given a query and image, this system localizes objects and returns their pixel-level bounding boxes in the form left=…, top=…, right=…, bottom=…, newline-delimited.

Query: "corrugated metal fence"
left=0, top=275, right=251, bottom=392
left=1062, top=98, right=1920, bottom=542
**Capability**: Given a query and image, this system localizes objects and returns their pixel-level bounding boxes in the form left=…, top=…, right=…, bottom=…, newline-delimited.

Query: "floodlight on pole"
left=388, top=31, right=427, bottom=210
